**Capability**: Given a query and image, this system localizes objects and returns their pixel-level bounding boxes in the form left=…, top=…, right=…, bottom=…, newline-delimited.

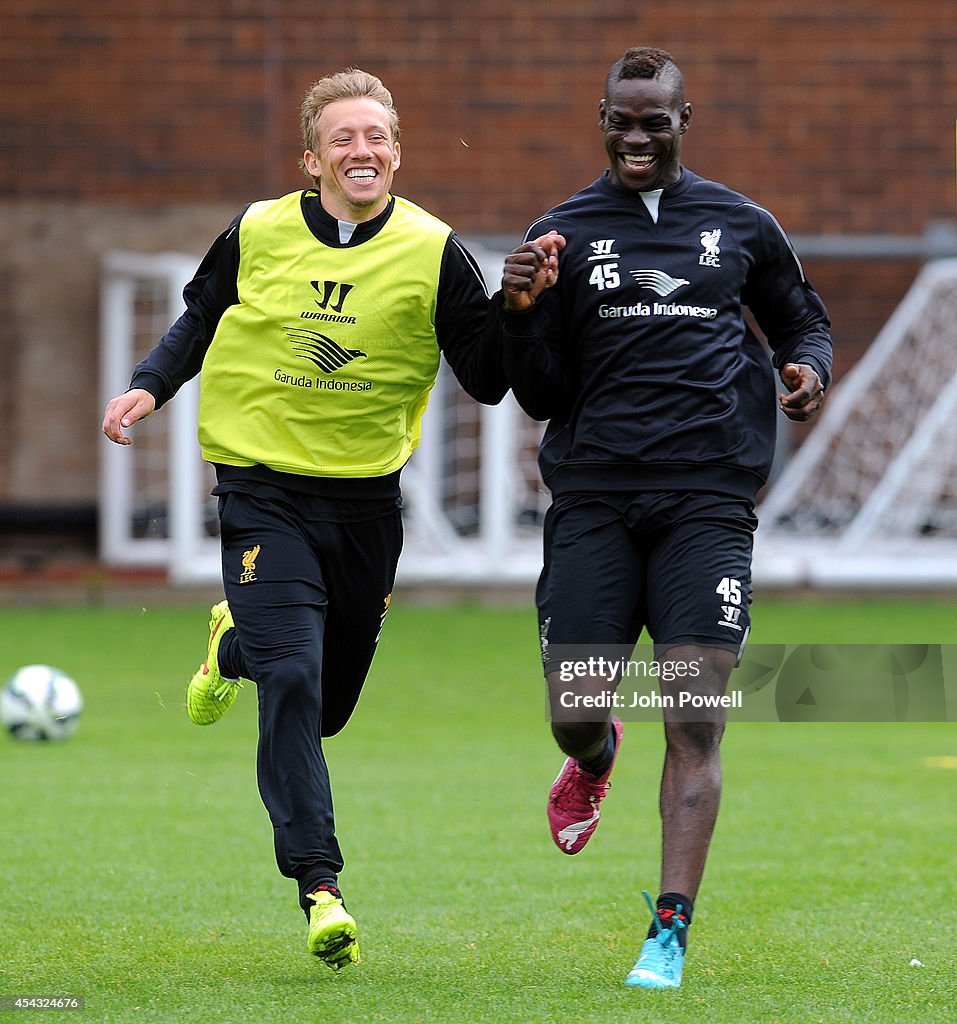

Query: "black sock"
left=217, top=629, right=242, bottom=680
left=646, top=892, right=693, bottom=950
left=310, top=882, right=342, bottom=902
left=579, top=724, right=616, bottom=777
left=304, top=882, right=344, bottom=918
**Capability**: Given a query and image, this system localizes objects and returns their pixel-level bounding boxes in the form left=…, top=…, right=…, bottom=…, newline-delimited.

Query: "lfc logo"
left=375, top=592, right=393, bottom=642
left=239, top=545, right=260, bottom=584
left=698, top=228, right=722, bottom=267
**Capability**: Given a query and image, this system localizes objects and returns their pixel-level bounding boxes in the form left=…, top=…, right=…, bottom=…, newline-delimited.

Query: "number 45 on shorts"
left=715, top=576, right=744, bottom=629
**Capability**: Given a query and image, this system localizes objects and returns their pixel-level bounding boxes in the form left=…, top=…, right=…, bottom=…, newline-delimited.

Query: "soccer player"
left=495, top=48, right=832, bottom=989
left=102, top=69, right=513, bottom=971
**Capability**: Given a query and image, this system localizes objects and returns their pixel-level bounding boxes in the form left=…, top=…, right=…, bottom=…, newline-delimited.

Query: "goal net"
left=98, top=245, right=547, bottom=586
left=753, top=257, right=957, bottom=588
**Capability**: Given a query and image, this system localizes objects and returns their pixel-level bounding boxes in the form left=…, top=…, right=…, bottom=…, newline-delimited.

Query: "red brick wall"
left=0, top=2, right=954, bottom=506
left=3, top=2, right=954, bottom=232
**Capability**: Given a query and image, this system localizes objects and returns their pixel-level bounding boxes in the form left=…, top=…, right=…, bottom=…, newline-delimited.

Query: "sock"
left=309, top=883, right=343, bottom=902
left=579, top=723, right=616, bottom=777
left=217, top=629, right=242, bottom=681
left=305, top=882, right=344, bottom=917
left=646, top=892, right=693, bottom=950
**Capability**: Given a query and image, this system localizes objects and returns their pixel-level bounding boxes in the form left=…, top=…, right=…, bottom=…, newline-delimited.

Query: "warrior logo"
left=311, top=280, right=354, bottom=313
left=588, top=239, right=619, bottom=260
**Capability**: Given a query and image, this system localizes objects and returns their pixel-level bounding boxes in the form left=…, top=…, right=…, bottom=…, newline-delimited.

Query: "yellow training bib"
left=199, top=191, right=450, bottom=478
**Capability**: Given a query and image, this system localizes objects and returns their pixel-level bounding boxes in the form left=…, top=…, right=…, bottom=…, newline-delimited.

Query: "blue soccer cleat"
left=624, top=890, right=686, bottom=989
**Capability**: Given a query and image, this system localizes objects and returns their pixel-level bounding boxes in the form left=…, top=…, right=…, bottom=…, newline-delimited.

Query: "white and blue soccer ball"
left=1, top=665, right=83, bottom=741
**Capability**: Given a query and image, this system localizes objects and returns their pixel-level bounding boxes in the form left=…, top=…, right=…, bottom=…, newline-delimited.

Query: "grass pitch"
left=1, top=595, right=955, bottom=1023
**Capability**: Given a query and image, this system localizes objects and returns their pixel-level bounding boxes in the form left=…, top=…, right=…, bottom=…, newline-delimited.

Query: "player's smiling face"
left=600, top=76, right=690, bottom=193
left=303, top=97, right=400, bottom=222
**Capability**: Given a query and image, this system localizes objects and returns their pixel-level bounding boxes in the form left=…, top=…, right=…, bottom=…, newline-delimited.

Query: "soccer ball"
left=1, top=665, right=83, bottom=741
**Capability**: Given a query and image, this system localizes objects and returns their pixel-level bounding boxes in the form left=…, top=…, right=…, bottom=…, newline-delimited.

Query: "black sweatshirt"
left=496, top=168, right=833, bottom=502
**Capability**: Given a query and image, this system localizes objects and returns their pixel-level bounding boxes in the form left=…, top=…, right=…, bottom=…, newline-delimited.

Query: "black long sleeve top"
left=496, top=168, right=833, bottom=502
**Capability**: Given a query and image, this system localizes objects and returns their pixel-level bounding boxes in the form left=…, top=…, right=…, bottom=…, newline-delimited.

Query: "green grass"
left=1, top=595, right=956, bottom=1022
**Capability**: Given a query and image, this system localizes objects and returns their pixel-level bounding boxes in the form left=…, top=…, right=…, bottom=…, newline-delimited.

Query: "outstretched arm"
left=435, top=233, right=510, bottom=404
left=100, top=212, right=244, bottom=446
left=496, top=230, right=571, bottom=421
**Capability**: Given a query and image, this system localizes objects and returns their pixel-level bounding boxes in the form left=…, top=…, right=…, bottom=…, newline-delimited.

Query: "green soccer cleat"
left=307, top=890, right=360, bottom=971
left=186, top=600, right=243, bottom=725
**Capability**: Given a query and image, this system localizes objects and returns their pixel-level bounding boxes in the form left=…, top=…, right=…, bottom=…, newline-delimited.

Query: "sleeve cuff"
left=493, top=290, right=549, bottom=340
left=129, top=371, right=169, bottom=408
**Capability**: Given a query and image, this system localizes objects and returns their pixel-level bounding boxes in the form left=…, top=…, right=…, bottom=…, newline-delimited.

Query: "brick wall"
left=4, top=2, right=954, bottom=229
left=0, top=1, right=954, bottom=506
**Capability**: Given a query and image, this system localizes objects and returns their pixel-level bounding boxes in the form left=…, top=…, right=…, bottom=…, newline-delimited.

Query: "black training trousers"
left=217, top=490, right=401, bottom=913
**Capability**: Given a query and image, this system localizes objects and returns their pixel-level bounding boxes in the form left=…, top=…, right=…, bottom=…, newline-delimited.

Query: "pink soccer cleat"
left=547, top=718, right=623, bottom=854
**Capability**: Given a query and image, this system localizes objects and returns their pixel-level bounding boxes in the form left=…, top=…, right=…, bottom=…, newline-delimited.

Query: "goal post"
left=99, top=251, right=205, bottom=572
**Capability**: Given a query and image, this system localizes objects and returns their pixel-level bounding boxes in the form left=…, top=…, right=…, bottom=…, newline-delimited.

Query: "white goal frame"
left=753, top=258, right=957, bottom=588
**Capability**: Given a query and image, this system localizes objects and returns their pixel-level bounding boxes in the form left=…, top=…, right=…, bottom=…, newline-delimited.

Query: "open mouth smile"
left=620, top=153, right=656, bottom=171
left=345, top=167, right=378, bottom=182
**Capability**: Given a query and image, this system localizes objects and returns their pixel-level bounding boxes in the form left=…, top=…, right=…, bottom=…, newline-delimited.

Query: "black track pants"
left=217, top=490, right=401, bottom=911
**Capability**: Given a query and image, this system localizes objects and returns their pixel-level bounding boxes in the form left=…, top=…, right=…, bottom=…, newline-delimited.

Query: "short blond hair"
left=299, top=69, right=400, bottom=180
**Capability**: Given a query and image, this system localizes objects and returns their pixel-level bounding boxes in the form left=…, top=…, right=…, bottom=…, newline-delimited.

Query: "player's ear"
left=598, top=98, right=607, bottom=130
left=679, top=103, right=692, bottom=133
left=303, top=150, right=321, bottom=178
left=392, top=141, right=401, bottom=171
